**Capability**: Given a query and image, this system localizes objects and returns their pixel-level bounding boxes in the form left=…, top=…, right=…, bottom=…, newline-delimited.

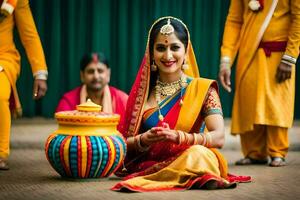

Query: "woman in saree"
left=112, top=16, right=250, bottom=192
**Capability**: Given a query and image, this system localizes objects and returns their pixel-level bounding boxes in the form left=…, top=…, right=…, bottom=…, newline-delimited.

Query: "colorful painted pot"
left=45, top=100, right=126, bottom=178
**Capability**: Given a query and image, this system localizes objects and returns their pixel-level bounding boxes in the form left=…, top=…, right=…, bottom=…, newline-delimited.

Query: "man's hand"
left=276, top=62, right=292, bottom=83
left=219, top=65, right=232, bottom=92
left=33, top=79, right=47, bottom=100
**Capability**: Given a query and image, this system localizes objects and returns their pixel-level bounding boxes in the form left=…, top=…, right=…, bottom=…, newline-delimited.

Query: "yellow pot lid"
left=55, top=99, right=120, bottom=126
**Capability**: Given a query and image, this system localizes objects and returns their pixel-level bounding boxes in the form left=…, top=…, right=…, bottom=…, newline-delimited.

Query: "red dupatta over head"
left=120, top=16, right=200, bottom=138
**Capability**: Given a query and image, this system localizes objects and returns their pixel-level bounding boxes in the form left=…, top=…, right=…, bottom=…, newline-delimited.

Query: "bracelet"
left=220, top=56, right=231, bottom=69
left=202, top=134, right=207, bottom=146
left=135, top=134, right=150, bottom=152
left=194, top=133, right=204, bottom=145
left=176, top=130, right=182, bottom=144
left=205, top=133, right=212, bottom=148
left=176, top=130, right=189, bottom=145
left=281, top=60, right=293, bottom=67
left=193, top=133, right=197, bottom=145
left=282, top=54, right=297, bottom=65
left=33, top=70, right=48, bottom=80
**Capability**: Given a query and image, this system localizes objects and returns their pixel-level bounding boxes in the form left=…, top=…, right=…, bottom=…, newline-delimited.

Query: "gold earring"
left=181, top=60, right=189, bottom=70
left=151, top=61, right=157, bottom=71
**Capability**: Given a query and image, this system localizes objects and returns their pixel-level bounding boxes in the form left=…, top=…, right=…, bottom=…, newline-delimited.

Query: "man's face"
left=80, top=62, right=110, bottom=91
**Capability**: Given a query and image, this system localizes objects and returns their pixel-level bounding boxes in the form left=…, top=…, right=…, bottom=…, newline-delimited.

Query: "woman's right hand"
left=140, top=128, right=166, bottom=146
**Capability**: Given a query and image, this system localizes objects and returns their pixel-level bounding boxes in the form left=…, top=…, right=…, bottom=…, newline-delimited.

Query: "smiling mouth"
left=162, top=61, right=176, bottom=67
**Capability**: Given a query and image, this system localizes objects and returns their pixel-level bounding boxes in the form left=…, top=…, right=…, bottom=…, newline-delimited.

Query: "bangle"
left=205, top=133, right=212, bottom=148
left=177, top=130, right=189, bottom=145
left=202, top=134, right=207, bottom=146
left=194, top=133, right=204, bottom=145
left=282, top=54, right=297, bottom=65
left=193, top=133, right=199, bottom=145
left=176, top=130, right=182, bottom=144
left=33, top=70, right=48, bottom=80
left=135, top=134, right=150, bottom=152
left=220, top=56, right=231, bottom=69
left=281, top=60, right=293, bottom=67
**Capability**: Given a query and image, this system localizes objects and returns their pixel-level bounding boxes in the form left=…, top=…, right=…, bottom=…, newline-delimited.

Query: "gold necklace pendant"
left=155, top=74, right=187, bottom=121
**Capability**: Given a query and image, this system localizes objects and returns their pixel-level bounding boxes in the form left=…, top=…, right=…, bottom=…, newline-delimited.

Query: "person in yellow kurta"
left=111, top=16, right=250, bottom=192
left=0, top=0, right=48, bottom=170
left=219, top=0, right=299, bottom=167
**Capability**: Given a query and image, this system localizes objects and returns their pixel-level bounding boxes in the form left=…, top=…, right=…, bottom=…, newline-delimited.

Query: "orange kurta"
left=221, top=0, right=300, bottom=134
left=0, top=0, right=47, bottom=115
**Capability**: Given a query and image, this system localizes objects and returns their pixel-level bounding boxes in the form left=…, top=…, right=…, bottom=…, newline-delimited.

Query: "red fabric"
left=258, top=0, right=264, bottom=10
left=258, top=41, right=287, bottom=57
left=227, top=173, right=252, bottom=183
left=9, top=88, right=16, bottom=113
left=112, top=173, right=241, bottom=192
left=118, top=56, right=149, bottom=137
left=119, top=94, right=195, bottom=177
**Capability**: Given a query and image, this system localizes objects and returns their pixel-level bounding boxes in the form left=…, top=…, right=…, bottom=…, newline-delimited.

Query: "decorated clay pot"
left=45, top=100, right=126, bottom=178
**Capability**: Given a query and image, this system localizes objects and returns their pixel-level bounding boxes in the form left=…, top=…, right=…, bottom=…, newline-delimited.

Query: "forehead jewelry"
left=160, top=19, right=174, bottom=35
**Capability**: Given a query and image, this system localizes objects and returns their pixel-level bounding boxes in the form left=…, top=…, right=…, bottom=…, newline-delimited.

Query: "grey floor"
left=0, top=118, right=299, bottom=200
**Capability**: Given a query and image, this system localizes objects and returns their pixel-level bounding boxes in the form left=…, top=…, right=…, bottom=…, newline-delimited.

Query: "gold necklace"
left=156, top=78, right=182, bottom=97
left=155, top=74, right=187, bottom=121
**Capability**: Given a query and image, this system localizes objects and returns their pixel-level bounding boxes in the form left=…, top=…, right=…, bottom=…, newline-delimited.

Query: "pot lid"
left=55, top=99, right=120, bottom=126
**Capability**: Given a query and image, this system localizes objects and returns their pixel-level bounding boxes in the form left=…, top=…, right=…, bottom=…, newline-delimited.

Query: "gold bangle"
left=176, top=130, right=182, bottom=144
left=202, top=134, right=207, bottom=146
left=136, top=134, right=150, bottom=152
left=193, top=133, right=197, bottom=145
left=182, top=131, right=188, bottom=145
left=205, top=133, right=212, bottom=148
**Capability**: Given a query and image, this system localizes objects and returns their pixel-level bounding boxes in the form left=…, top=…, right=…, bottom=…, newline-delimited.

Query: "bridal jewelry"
left=160, top=18, right=174, bottom=35
left=155, top=74, right=187, bottom=121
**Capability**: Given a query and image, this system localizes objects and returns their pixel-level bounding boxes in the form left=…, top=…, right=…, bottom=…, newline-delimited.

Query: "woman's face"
left=153, top=32, right=186, bottom=76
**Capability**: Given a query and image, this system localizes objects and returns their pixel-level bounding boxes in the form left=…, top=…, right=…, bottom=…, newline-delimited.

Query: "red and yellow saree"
left=112, top=16, right=250, bottom=192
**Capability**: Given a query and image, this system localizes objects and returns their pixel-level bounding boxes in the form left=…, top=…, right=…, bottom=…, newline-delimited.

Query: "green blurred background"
left=15, top=0, right=299, bottom=119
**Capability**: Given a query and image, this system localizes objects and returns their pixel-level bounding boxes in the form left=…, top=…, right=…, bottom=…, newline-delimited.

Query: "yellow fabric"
left=184, top=42, right=200, bottom=78
left=119, top=145, right=228, bottom=191
left=0, top=72, right=11, bottom=158
left=240, top=125, right=289, bottom=159
left=175, top=78, right=212, bottom=132
left=0, top=0, right=47, bottom=115
left=119, top=79, right=228, bottom=190
left=221, top=0, right=298, bottom=134
left=176, top=78, right=228, bottom=179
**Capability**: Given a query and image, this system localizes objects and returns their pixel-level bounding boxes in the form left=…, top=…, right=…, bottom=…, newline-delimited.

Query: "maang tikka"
left=160, top=19, right=174, bottom=35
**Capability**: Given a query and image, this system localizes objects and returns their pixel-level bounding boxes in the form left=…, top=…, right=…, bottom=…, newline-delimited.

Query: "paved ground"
left=0, top=118, right=300, bottom=200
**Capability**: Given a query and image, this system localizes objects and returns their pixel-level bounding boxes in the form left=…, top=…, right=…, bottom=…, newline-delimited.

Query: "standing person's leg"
left=0, top=72, right=11, bottom=170
left=267, top=125, right=288, bottom=167
left=236, top=125, right=268, bottom=165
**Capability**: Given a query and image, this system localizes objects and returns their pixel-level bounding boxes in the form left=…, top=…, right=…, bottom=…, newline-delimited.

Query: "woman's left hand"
left=151, top=123, right=179, bottom=143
